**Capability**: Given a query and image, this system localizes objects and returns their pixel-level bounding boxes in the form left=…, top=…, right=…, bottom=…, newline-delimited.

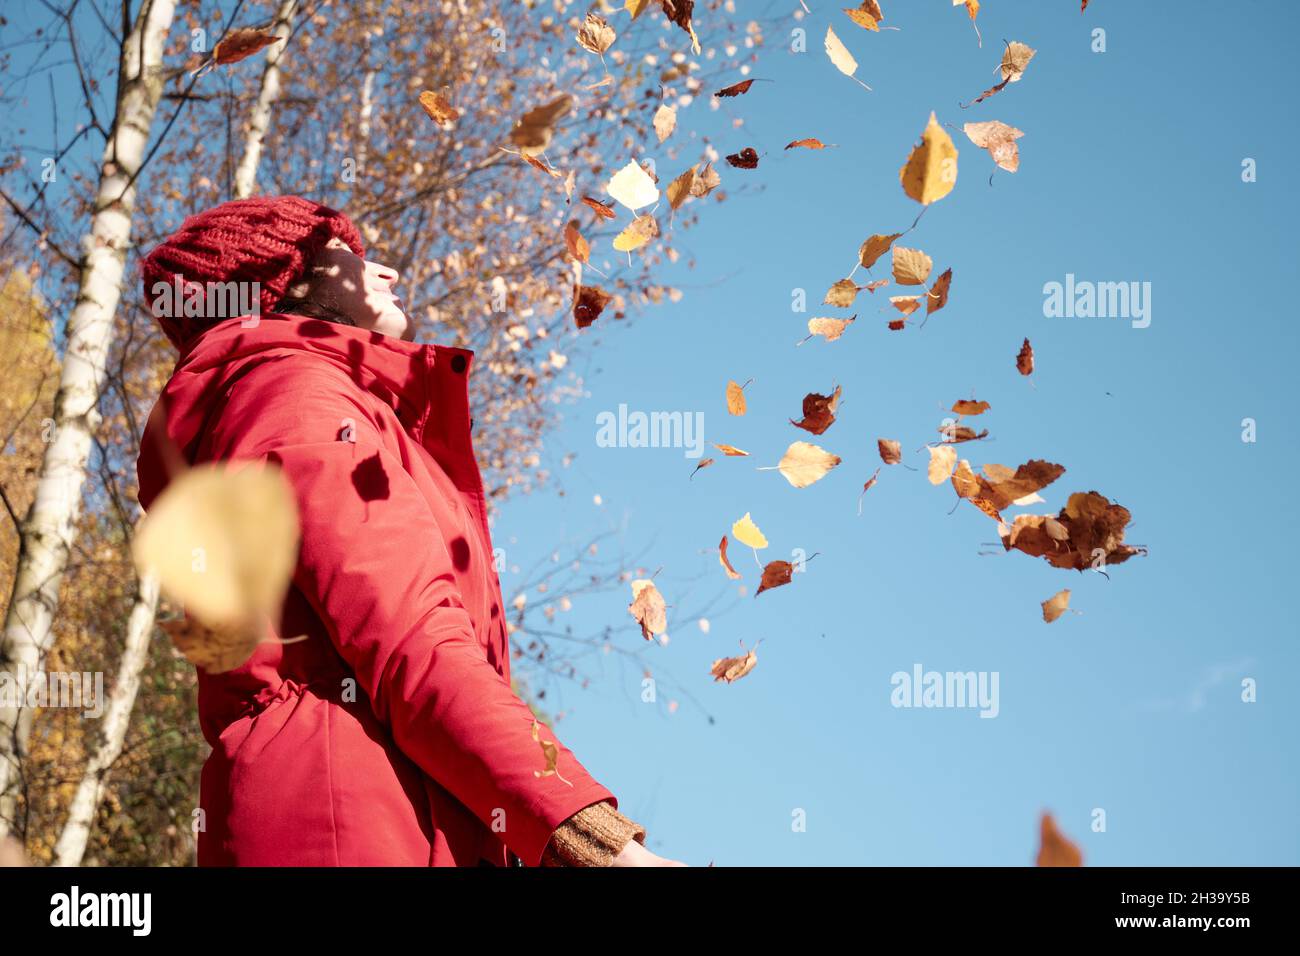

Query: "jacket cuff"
left=538, top=799, right=647, bottom=867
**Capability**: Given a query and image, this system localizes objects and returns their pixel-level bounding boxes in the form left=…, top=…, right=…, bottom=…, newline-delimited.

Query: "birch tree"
left=232, top=0, right=299, bottom=200
left=0, top=0, right=177, bottom=838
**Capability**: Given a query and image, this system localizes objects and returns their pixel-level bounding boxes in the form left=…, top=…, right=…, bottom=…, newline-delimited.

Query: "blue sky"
left=5, top=0, right=1296, bottom=866
left=494, top=0, right=1300, bottom=866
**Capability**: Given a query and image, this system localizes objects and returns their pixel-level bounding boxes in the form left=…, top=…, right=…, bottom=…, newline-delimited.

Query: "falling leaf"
left=927, top=444, right=957, bottom=484
left=666, top=165, right=699, bottom=209
left=653, top=103, right=677, bottom=143
left=725, top=147, right=760, bottom=169
left=715, top=79, right=755, bottom=97
left=1041, top=589, right=1071, bottom=623
left=690, top=458, right=714, bottom=479
left=791, top=385, right=842, bottom=435
left=844, top=1, right=883, bottom=31
left=628, top=0, right=653, bottom=17
left=1002, top=491, right=1145, bottom=571
left=1016, top=337, right=1034, bottom=375
left=133, top=463, right=299, bottom=643
left=531, top=719, right=574, bottom=786
left=418, top=90, right=459, bottom=126
left=691, top=162, right=722, bottom=197
left=785, top=138, right=831, bottom=150
left=858, top=467, right=882, bottom=514
left=927, top=268, right=953, bottom=314
left=563, top=220, right=590, bottom=263
left=718, top=536, right=742, bottom=579
left=965, top=41, right=1036, bottom=106
left=952, top=399, right=990, bottom=416
left=806, top=315, right=856, bottom=342
left=607, top=159, right=660, bottom=210
left=859, top=233, right=902, bottom=269
left=900, top=112, right=958, bottom=205
left=573, top=284, right=613, bottom=329
left=823, top=278, right=862, bottom=307
left=613, top=214, right=659, bottom=252
left=773, top=441, right=841, bottom=488
left=522, top=153, right=562, bottom=178
left=213, top=28, right=283, bottom=66
left=964, top=120, right=1024, bottom=172
left=938, top=423, right=988, bottom=444
left=661, top=0, right=702, bottom=55
left=878, top=439, right=902, bottom=465
left=958, top=459, right=1066, bottom=521
left=824, top=25, right=872, bottom=90
left=712, top=442, right=749, bottom=457
left=510, top=95, right=574, bottom=156
left=726, top=379, right=748, bottom=416
left=890, top=295, right=922, bottom=317
left=160, top=616, right=265, bottom=676
left=576, top=13, right=616, bottom=55
left=732, top=512, right=768, bottom=549
left=711, top=648, right=758, bottom=683
left=1036, top=812, right=1083, bottom=866
left=864, top=279, right=889, bottom=293
left=581, top=195, right=617, bottom=220
left=756, top=561, right=794, bottom=597
left=891, top=245, right=933, bottom=286
left=628, top=578, right=667, bottom=640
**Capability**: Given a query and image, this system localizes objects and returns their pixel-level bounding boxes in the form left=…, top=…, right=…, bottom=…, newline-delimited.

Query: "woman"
left=136, top=195, right=684, bottom=867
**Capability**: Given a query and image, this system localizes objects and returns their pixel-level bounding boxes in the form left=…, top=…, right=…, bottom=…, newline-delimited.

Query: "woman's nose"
left=369, top=260, right=399, bottom=286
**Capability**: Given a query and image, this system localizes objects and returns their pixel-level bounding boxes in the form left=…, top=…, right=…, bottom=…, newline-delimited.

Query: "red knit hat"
left=140, top=195, right=365, bottom=349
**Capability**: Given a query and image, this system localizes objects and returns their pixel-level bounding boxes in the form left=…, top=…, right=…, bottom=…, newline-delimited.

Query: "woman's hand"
left=610, top=838, right=688, bottom=867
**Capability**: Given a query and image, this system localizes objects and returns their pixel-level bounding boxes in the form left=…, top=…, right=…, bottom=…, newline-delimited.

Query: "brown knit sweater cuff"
left=539, top=800, right=647, bottom=867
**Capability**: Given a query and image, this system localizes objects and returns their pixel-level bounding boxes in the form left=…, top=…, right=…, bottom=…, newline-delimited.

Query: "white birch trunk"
left=0, top=0, right=177, bottom=838
left=52, top=569, right=160, bottom=866
left=231, top=0, right=299, bottom=200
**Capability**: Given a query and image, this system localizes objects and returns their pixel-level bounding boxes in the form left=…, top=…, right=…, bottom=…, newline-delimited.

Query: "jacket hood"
left=137, top=313, right=476, bottom=510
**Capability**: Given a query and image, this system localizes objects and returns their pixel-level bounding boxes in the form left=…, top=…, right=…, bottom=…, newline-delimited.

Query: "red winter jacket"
left=136, top=313, right=619, bottom=866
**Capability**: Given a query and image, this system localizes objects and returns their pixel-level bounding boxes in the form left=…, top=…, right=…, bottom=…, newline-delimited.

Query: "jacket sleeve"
left=203, top=357, right=620, bottom=866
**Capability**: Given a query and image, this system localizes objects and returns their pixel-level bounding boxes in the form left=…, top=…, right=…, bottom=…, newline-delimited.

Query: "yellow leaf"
left=612, top=214, right=658, bottom=251
left=732, top=512, right=768, bottom=550
left=900, top=111, right=958, bottom=205
left=859, top=233, right=901, bottom=269
left=891, top=245, right=933, bottom=285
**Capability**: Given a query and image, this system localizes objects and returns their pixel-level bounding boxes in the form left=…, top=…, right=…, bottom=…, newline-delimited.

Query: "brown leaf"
left=859, top=233, right=902, bottom=269
left=725, top=147, right=760, bottom=169
left=927, top=268, right=952, bottom=315
left=213, top=28, right=283, bottom=66
left=718, top=536, right=743, bottom=580
left=563, top=220, right=590, bottom=263
left=711, top=648, right=758, bottom=683
left=573, top=284, right=613, bottom=329
left=892, top=246, right=933, bottom=285
left=964, top=120, right=1024, bottom=173
left=1016, top=337, right=1034, bottom=375
left=1041, top=589, right=1071, bottom=623
left=755, top=561, right=794, bottom=596
left=877, top=438, right=902, bottom=465
left=951, top=399, right=990, bottom=416
left=1002, top=491, right=1145, bottom=571
left=576, top=13, right=616, bottom=55
left=712, top=442, right=750, bottom=457
left=581, top=195, right=617, bottom=220
left=661, top=0, right=702, bottom=55
left=690, top=162, right=722, bottom=197
left=628, top=578, right=667, bottom=640
left=785, top=138, right=831, bottom=150
left=805, top=315, right=856, bottom=342
left=715, top=79, right=755, bottom=97
left=726, top=379, right=748, bottom=416
left=791, top=385, right=842, bottom=435
left=1036, top=812, right=1083, bottom=866
left=510, top=95, right=574, bottom=156
left=823, top=278, right=861, bottom=308
left=418, top=90, right=459, bottom=126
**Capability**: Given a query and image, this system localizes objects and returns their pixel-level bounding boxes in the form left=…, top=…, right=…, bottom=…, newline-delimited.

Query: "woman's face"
left=302, top=236, right=412, bottom=340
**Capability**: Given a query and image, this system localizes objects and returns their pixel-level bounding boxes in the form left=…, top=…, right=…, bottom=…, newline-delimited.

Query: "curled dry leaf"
left=774, top=441, right=841, bottom=488
left=890, top=295, right=923, bottom=317
left=1016, top=337, right=1035, bottom=375
left=573, top=284, right=613, bottom=329
left=791, top=385, right=842, bottom=435
left=563, top=220, right=590, bottom=263
left=1041, top=589, right=1071, bottom=623
left=1002, top=491, right=1145, bottom=571
left=964, top=120, right=1024, bottom=173
left=725, top=147, right=760, bottom=169
left=785, top=138, right=831, bottom=150
left=607, top=159, right=660, bottom=211
left=1036, top=812, right=1084, bottom=866
left=581, top=196, right=617, bottom=220
left=891, top=245, right=933, bottom=285
left=613, top=214, right=659, bottom=252
left=718, top=536, right=743, bottom=579
left=927, top=268, right=953, bottom=315
left=660, top=0, right=702, bottom=55
left=806, top=315, right=856, bottom=343
left=824, top=278, right=862, bottom=308
left=161, top=616, right=267, bottom=675
left=965, top=41, right=1036, bottom=106
left=938, top=423, right=988, bottom=444
left=844, top=0, right=884, bottom=31
left=531, top=719, right=574, bottom=787
left=213, top=28, right=283, bottom=66
left=756, top=561, right=794, bottom=596
left=418, top=90, right=459, bottom=126
left=628, top=578, right=667, bottom=640
left=725, top=379, right=748, bottom=416
left=878, top=439, right=902, bottom=465
left=713, top=442, right=749, bottom=456
left=927, top=444, right=957, bottom=484
left=576, top=13, right=616, bottom=55
left=859, top=467, right=881, bottom=514
left=732, top=512, right=768, bottom=549
left=510, top=95, right=574, bottom=156
left=653, top=104, right=677, bottom=144
left=864, top=279, right=889, bottom=293
left=859, top=233, right=901, bottom=269
left=715, top=79, right=755, bottom=97
left=900, top=112, right=958, bottom=205
left=689, top=458, right=714, bottom=479
left=952, top=399, right=990, bottom=416
left=711, top=648, right=758, bottom=683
